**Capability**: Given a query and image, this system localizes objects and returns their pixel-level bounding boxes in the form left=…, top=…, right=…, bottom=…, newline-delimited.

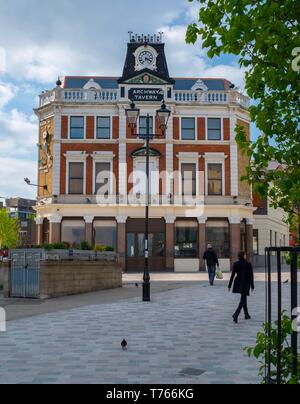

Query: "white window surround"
left=180, top=117, right=197, bottom=141
left=92, top=152, right=115, bottom=195
left=205, top=117, right=224, bottom=141
left=68, top=115, right=87, bottom=140
left=204, top=153, right=227, bottom=197
left=177, top=153, right=200, bottom=196
left=133, top=156, right=160, bottom=196
left=94, top=115, right=113, bottom=140
left=65, top=152, right=88, bottom=195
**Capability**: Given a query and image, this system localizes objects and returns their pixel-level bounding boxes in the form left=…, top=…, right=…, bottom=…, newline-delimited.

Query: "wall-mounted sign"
left=128, top=88, right=164, bottom=102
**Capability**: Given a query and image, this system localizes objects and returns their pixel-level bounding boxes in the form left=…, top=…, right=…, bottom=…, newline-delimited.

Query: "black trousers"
left=234, top=294, right=250, bottom=319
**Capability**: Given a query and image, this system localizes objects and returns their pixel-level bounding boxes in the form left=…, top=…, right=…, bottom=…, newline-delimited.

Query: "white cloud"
left=0, top=82, right=18, bottom=108
left=0, top=85, right=38, bottom=198
left=0, top=157, right=36, bottom=199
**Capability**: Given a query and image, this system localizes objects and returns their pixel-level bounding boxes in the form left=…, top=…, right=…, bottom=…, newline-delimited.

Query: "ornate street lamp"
left=156, top=100, right=171, bottom=136
left=125, top=100, right=171, bottom=302
left=125, top=101, right=140, bottom=135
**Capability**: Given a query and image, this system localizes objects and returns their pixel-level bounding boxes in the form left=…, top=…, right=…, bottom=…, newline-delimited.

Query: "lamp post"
left=125, top=100, right=171, bottom=302
left=24, top=178, right=48, bottom=192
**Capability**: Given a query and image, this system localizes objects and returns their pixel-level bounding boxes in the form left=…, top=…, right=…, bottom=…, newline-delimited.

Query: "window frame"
left=204, top=155, right=226, bottom=197
left=66, top=160, right=86, bottom=195
left=139, top=115, right=154, bottom=136
left=181, top=162, right=197, bottom=197
left=206, top=117, right=223, bottom=141
left=180, top=117, right=196, bottom=141
left=207, top=163, right=224, bottom=196
left=95, top=116, right=112, bottom=140
left=93, top=160, right=113, bottom=196
left=174, top=220, right=199, bottom=259
left=69, top=116, right=86, bottom=140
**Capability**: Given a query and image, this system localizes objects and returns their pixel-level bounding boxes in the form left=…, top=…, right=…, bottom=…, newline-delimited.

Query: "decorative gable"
left=191, top=79, right=208, bottom=92
left=83, top=78, right=102, bottom=90
left=125, top=72, right=169, bottom=85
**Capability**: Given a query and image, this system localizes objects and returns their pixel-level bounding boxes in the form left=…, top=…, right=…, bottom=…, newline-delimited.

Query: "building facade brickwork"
left=34, top=34, right=254, bottom=272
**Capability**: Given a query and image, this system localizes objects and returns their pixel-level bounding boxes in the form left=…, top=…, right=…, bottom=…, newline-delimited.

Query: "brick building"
left=34, top=33, right=254, bottom=272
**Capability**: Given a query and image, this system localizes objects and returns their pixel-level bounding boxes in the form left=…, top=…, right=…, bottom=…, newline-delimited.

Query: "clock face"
left=138, top=51, right=154, bottom=66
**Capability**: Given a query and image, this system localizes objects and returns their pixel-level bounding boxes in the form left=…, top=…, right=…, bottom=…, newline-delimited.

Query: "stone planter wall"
left=40, top=260, right=122, bottom=299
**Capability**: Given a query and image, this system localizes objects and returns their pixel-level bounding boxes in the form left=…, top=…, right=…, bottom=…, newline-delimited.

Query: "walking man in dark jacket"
left=229, top=251, right=255, bottom=323
left=203, top=244, right=219, bottom=286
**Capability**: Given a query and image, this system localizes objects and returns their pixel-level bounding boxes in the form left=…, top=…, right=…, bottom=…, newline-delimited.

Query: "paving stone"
left=0, top=280, right=299, bottom=384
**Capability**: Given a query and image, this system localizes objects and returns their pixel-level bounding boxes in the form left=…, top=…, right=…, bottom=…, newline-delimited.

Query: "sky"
left=0, top=0, right=259, bottom=200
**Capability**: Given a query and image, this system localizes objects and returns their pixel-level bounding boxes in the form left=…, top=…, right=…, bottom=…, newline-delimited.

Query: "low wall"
left=40, top=261, right=122, bottom=299
left=0, top=262, right=9, bottom=297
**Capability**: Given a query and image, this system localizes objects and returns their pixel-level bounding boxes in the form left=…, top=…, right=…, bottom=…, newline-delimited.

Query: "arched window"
left=131, top=147, right=161, bottom=158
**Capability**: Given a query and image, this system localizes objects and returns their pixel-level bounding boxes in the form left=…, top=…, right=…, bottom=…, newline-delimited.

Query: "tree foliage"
left=186, top=0, right=300, bottom=224
left=0, top=209, right=20, bottom=249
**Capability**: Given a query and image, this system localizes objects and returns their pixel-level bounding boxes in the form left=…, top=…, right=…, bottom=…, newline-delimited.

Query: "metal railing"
left=265, top=247, right=299, bottom=384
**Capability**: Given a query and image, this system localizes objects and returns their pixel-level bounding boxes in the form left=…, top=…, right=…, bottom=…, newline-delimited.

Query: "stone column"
left=229, top=216, right=241, bottom=266
left=165, top=216, right=176, bottom=272
left=198, top=217, right=207, bottom=272
left=48, top=215, right=62, bottom=244
left=84, top=216, right=94, bottom=246
left=35, top=217, right=44, bottom=246
left=246, top=218, right=254, bottom=263
left=116, top=215, right=128, bottom=271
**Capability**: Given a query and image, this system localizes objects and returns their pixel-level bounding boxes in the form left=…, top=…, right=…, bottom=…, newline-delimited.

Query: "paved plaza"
left=0, top=273, right=299, bottom=384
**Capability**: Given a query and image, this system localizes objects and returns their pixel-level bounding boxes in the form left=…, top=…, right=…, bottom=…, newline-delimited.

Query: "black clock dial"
left=138, top=51, right=154, bottom=65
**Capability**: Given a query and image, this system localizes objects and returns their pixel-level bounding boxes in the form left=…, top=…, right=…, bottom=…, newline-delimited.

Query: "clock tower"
left=119, top=32, right=174, bottom=84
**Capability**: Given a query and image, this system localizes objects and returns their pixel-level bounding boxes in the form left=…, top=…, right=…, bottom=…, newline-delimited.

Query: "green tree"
left=0, top=209, right=20, bottom=249
left=186, top=0, right=300, bottom=228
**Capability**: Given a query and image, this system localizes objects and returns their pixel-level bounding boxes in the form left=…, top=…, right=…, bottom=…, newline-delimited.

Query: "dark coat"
left=203, top=248, right=219, bottom=267
left=229, top=259, right=254, bottom=296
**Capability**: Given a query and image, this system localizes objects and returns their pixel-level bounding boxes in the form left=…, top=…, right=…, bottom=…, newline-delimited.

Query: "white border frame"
left=94, top=115, right=113, bottom=140
left=178, top=153, right=200, bottom=197
left=205, top=117, right=223, bottom=141
left=92, top=153, right=115, bottom=196
left=66, top=158, right=87, bottom=195
left=133, top=155, right=160, bottom=196
left=204, top=153, right=227, bottom=197
left=68, top=115, right=87, bottom=140
left=180, top=116, right=197, bottom=141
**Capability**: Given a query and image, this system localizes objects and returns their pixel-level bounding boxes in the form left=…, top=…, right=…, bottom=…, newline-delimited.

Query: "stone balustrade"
left=39, top=88, right=250, bottom=109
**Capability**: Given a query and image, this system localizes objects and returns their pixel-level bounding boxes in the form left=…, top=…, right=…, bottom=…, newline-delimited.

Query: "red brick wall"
left=61, top=116, right=68, bottom=139
left=198, top=118, right=206, bottom=141
left=113, top=116, right=119, bottom=139
left=86, top=116, right=94, bottom=140
left=223, top=118, right=230, bottom=141
left=173, top=117, right=180, bottom=140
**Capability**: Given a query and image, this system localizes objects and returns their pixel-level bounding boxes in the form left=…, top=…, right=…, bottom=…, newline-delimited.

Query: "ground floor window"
left=61, top=220, right=85, bottom=247
left=206, top=220, right=230, bottom=259
left=175, top=221, right=198, bottom=258
left=94, top=220, right=116, bottom=251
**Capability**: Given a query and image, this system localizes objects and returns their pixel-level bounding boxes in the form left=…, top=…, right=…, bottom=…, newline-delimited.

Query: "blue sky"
left=0, top=0, right=259, bottom=200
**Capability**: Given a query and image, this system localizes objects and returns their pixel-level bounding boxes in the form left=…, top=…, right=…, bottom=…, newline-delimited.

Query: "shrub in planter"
left=52, top=242, right=69, bottom=250
left=94, top=245, right=106, bottom=252
left=80, top=241, right=92, bottom=251
left=105, top=246, right=115, bottom=252
left=43, top=243, right=54, bottom=251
